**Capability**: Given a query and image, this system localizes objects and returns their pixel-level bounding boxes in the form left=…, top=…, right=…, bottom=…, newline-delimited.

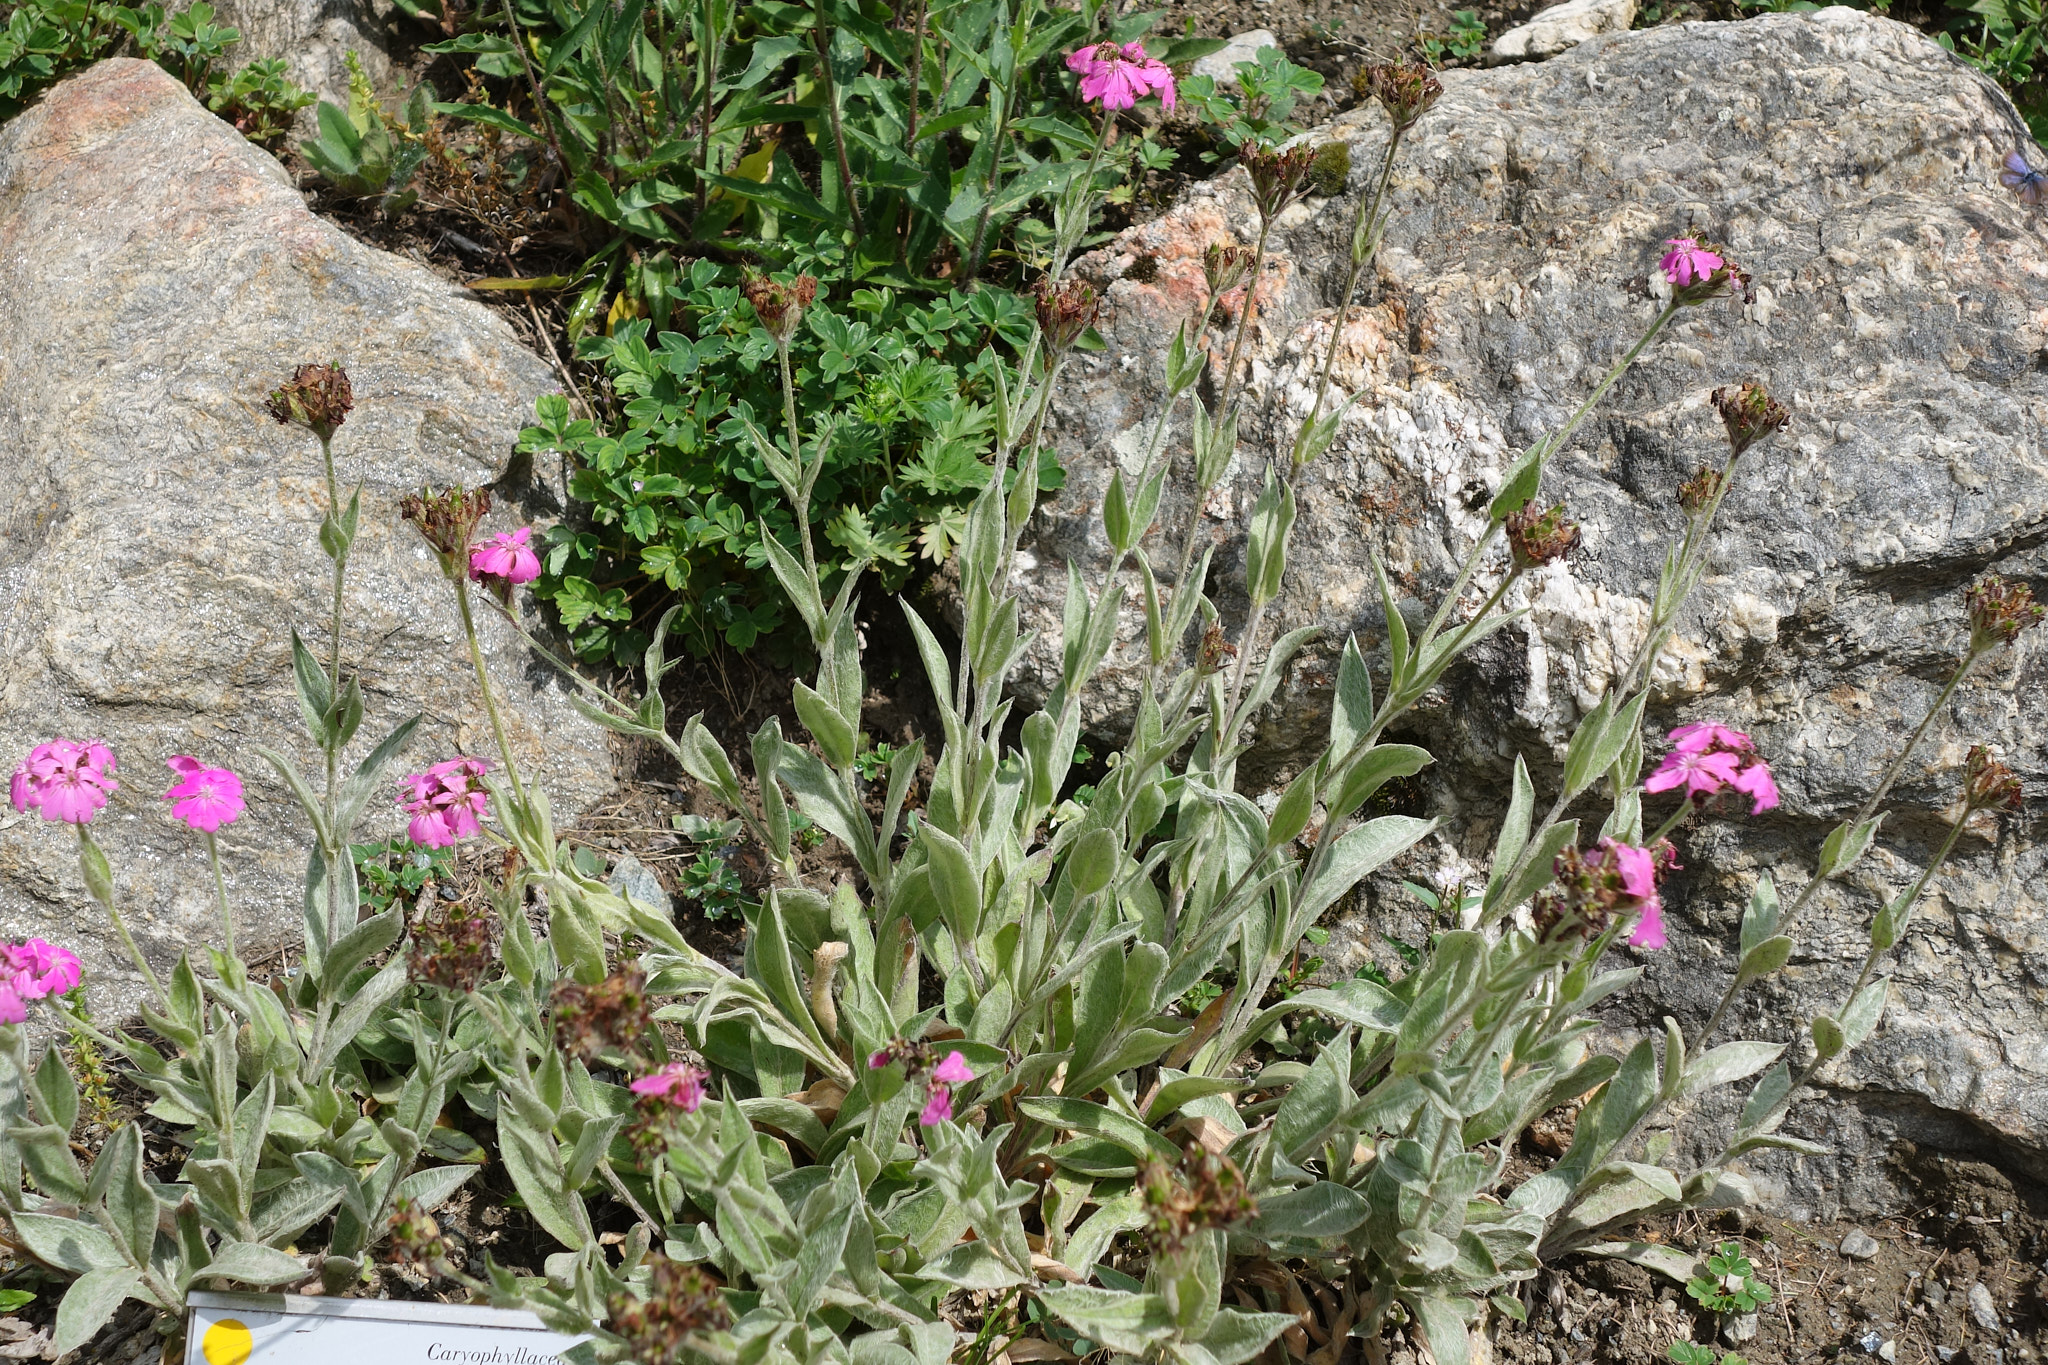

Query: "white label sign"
left=185, top=1291, right=587, bottom=1365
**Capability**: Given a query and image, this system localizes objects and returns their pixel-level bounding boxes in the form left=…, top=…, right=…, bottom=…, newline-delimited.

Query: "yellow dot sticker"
left=201, top=1319, right=253, bottom=1365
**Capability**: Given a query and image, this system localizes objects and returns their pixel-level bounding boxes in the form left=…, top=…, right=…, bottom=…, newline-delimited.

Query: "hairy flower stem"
left=776, top=342, right=820, bottom=590
left=76, top=827, right=167, bottom=1008
left=1296, top=128, right=1403, bottom=444
left=455, top=579, right=532, bottom=818
left=1213, top=218, right=1275, bottom=421
left=205, top=831, right=238, bottom=968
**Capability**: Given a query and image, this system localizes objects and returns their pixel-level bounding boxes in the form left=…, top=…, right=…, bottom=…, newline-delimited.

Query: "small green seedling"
left=1686, top=1242, right=1774, bottom=1315
left=1669, top=1341, right=1748, bottom=1365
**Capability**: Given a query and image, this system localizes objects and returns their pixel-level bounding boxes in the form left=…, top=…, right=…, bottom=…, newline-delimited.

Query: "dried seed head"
left=1202, top=242, right=1256, bottom=298
left=1964, top=573, right=2044, bottom=652
left=1140, top=1144, right=1256, bottom=1254
left=608, top=1257, right=730, bottom=1362
left=1032, top=276, right=1100, bottom=353
left=1196, top=623, right=1237, bottom=677
left=1676, top=464, right=1726, bottom=515
left=552, top=968, right=653, bottom=1066
left=1963, top=745, right=2023, bottom=812
left=1505, top=503, right=1581, bottom=569
left=408, top=896, right=495, bottom=992
left=1239, top=141, right=1317, bottom=221
left=401, top=484, right=494, bottom=566
left=267, top=363, right=353, bottom=441
left=741, top=272, right=818, bottom=345
left=1359, top=62, right=1443, bottom=134
left=1711, top=382, right=1789, bottom=460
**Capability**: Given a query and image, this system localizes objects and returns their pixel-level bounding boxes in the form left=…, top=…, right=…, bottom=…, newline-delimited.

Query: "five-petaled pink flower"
left=398, top=757, right=492, bottom=849
left=10, top=738, right=118, bottom=825
left=630, top=1062, right=708, bottom=1112
left=919, top=1088, right=954, bottom=1126
left=930, top=1050, right=974, bottom=1084
left=162, top=756, right=246, bottom=833
left=469, top=527, right=542, bottom=589
left=1659, top=238, right=1723, bottom=288
left=1066, top=41, right=1176, bottom=111
left=1584, top=838, right=1666, bottom=950
left=0, top=938, right=83, bottom=1024
left=1648, top=723, right=1779, bottom=815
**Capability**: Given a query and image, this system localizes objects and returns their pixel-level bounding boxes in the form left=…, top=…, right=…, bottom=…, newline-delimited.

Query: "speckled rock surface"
left=210, top=0, right=402, bottom=112
left=1493, top=0, right=1638, bottom=58
left=1017, top=9, right=2048, bottom=1213
left=0, top=60, right=612, bottom=1023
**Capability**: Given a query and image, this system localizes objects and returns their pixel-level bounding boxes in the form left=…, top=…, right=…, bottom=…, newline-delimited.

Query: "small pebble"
left=1840, top=1228, right=1881, bottom=1260
left=1937, top=1349, right=1957, bottom=1364
left=1859, top=1329, right=1884, bottom=1354
left=1879, top=1342, right=1897, bottom=1363
left=1969, top=1282, right=2001, bottom=1334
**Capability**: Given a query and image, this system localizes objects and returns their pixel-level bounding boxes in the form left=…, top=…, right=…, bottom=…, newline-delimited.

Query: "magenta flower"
left=1649, top=723, right=1778, bottom=815
left=1628, top=901, right=1668, bottom=950
left=931, top=1050, right=974, bottom=1084
left=398, top=756, right=492, bottom=849
left=1659, top=238, right=1723, bottom=288
left=0, top=988, right=22, bottom=1025
left=1066, top=41, right=1176, bottom=112
left=630, top=1062, right=708, bottom=1112
left=5, top=939, right=81, bottom=1001
left=469, top=527, right=542, bottom=589
left=919, top=1087, right=954, bottom=1126
left=161, top=756, right=246, bottom=833
left=9, top=738, right=118, bottom=824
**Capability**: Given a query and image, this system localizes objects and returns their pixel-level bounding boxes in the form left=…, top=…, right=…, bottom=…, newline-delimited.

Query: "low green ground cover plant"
left=2, top=54, right=2039, bottom=1365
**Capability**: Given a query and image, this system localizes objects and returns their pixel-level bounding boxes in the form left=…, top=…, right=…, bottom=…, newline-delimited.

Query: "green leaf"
left=52, top=1268, right=143, bottom=1354
left=1197, top=1308, right=1299, bottom=1365
left=1018, top=1098, right=1180, bottom=1164
left=10, top=1213, right=127, bottom=1272
left=1817, top=815, right=1882, bottom=878
left=1297, top=816, right=1435, bottom=922
left=31, top=1044, right=78, bottom=1136
left=1839, top=979, right=1888, bottom=1049
left=198, top=1241, right=312, bottom=1288
left=395, top=1164, right=478, bottom=1213
left=1249, top=1181, right=1369, bottom=1239
left=1680, top=1041, right=1785, bottom=1097
left=1736, top=935, right=1792, bottom=984
left=290, top=628, right=334, bottom=746
left=1037, top=1286, right=1177, bottom=1355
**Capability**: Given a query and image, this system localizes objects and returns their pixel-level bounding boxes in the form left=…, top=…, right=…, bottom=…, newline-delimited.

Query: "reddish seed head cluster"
left=1505, top=503, right=1581, bottom=569
left=608, top=1257, right=730, bottom=1362
left=553, top=969, right=654, bottom=1066
left=1032, top=276, right=1100, bottom=353
left=1358, top=62, right=1442, bottom=133
left=1203, top=242, right=1255, bottom=298
left=1964, top=745, right=2023, bottom=813
left=1240, top=141, right=1317, bottom=221
left=401, top=484, right=494, bottom=564
left=1537, top=838, right=1669, bottom=949
left=1964, top=573, right=2044, bottom=651
left=741, top=273, right=818, bottom=345
left=266, top=362, right=353, bottom=440
left=408, top=897, right=496, bottom=993
left=1140, top=1144, right=1257, bottom=1253
left=1676, top=464, right=1726, bottom=515
left=1711, top=382, right=1789, bottom=459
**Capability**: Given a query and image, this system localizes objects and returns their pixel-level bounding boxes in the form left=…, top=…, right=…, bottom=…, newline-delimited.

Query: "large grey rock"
left=210, top=0, right=402, bottom=112
left=1019, top=9, right=2048, bottom=1213
left=0, top=60, right=613, bottom=1022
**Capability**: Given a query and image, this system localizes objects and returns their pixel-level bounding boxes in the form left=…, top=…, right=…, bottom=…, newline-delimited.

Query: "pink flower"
left=630, top=1062, right=708, bottom=1112
left=1066, top=41, right=1176, bottom=111
left=469, top=527, right=542, bottom=589
left=869, top=1049, right=891, bottom=1069
left=1607, top=840, right=1660, bottom=905
left=930, top=1050, right=974, bottom=1084
left=1644, top=747, right=1742, bottom=802
left=398, top=756, right=492, bottom=849
left=1659, top=238, right=1723, bottom=288
left=162, top=756, right=246, bottom=833
left=9, top=738, right=118, bottom=824
left=0, top=986, right=22, bottom=1026
left=919, top=1087, right=954, bottom=1126
left=1651, top=723, right=1778, bottom=815
left=1628, top=900, right=1668, bottom=950
left=5, top=939, right=82, bottom=1000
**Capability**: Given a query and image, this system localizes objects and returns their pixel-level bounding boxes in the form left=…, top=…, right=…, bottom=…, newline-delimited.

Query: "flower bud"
left=1964, top=745, right=2023, bottom=812
left=1964, top=573, right=2044, bottom=652
left=400, top=484, right=494, bottom=569
left=741, top=272, right=818, bottom=345
left=266, top=363, right=353, bottom=441
left=1240, top=141, right=1316, bottom=221
left=1032, top=276, right=1100, bottom=353
left=1505, top=503, right=1580, bottom=569
left=1711, top=382, right=1789, bottom=459
left=1358, top=62, right=1443, bottom=134
left=1203, top=242, right=1255, bottom=297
